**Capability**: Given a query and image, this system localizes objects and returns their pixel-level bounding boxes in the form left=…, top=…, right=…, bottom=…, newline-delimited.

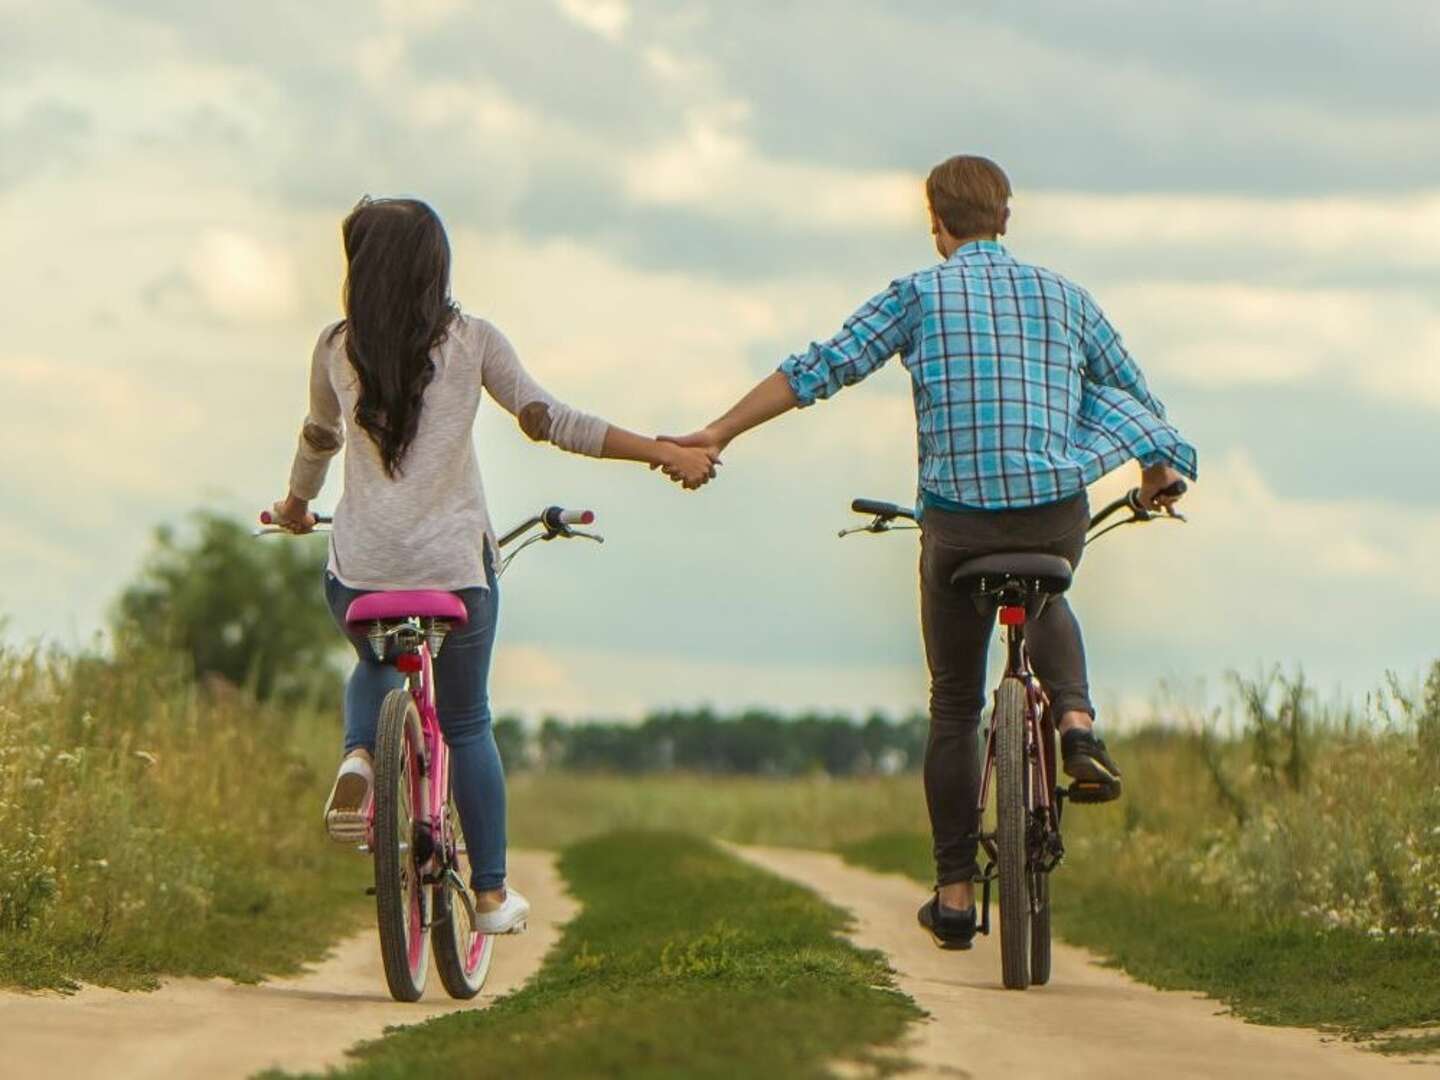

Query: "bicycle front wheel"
left=374, top=688, right=431, bottom=1002
left=993, top=678, right=1030, bottom=990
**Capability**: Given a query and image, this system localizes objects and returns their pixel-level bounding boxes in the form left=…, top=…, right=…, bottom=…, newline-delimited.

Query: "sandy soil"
left=0, top=849, right=573, bottom=1080
left=734, top=845, right=1437, bottom=1080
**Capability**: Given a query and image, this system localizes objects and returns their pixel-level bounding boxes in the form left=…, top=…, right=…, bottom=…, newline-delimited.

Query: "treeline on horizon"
left=492, top=709, right=928, bottom=777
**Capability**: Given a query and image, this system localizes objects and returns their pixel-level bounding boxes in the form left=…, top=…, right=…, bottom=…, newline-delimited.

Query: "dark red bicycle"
left=842, top=483, right=1187, bottom=989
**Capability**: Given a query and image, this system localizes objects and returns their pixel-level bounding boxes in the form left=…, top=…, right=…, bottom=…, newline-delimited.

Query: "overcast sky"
left=3, top=0, right=1437, bottom=721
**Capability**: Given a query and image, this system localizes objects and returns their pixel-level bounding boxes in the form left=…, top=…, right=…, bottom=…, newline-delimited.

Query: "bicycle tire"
left=374, top=688, right=431, bottom=1002
left=1030, top=715, right=1056, bottom=986
left=994, top=678, right=1030, bottom=990
left=1030, top=871, right=1051, bottom=986
left=433, top=795, right=494, bottom=999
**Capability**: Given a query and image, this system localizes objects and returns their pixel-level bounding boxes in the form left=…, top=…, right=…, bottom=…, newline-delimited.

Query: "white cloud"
left=1022, top=189, right=1440, bottom=266
left=620, top=107, right=922, bottom=231
left=408, top=78, right=536, bottom=137
left=378, top=0, right=464, bottom=26
left=188, top=230, right=301, bottom=322
left=555, top=0, right=631, bottom=42
left=1099, top=280, right=1440, bottom=408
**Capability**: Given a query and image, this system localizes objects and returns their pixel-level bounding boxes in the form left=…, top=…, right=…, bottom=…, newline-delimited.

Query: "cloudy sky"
left=3, top=0, right=1437, bottom=721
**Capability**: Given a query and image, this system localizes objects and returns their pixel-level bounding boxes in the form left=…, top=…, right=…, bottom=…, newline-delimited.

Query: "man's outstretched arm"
left=661, top=371, right=798, bottom=456
left=664, top=280, right=916, bottom=456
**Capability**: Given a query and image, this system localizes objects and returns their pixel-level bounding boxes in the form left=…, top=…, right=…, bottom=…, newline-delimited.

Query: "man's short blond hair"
left=926, top=155, right=1011, bottom=240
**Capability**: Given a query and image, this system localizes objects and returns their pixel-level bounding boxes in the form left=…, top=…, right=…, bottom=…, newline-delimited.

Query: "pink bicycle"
left=258, top=505, right=601, bottom=1001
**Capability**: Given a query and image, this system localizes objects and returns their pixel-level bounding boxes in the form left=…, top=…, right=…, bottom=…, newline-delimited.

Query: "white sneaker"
left=472, top=886, right=530, bottom=935
left=324, top=752, right=373, bottom=843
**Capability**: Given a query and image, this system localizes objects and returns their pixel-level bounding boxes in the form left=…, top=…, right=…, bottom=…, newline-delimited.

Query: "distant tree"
left=113, top=512, right=340, bottom=701
left=493, top=715, right=531, bottom=771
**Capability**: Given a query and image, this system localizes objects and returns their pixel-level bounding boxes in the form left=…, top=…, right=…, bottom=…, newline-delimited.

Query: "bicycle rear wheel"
left=433, top=795, right=494, bottom=999
left=374, top=688, right=431, bottom=1002
left=993, top=678, right=1030, bottom=990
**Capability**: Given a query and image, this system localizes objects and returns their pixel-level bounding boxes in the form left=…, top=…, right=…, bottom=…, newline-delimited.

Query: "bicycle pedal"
left=1066, top=779, right=1121, bottom=804
left=326, top=810, right=368, bottom=844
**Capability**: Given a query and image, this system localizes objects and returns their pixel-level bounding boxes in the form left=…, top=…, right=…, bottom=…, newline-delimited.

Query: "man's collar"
left=947, top=239, right=1008, bottom=261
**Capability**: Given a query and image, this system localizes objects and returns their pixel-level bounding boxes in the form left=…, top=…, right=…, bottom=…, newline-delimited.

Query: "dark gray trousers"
left=919, top=493, right=1094, bottom=886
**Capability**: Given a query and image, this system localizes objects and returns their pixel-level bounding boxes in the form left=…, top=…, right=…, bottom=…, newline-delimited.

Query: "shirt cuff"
left=778, top=356, right=821, bottom=408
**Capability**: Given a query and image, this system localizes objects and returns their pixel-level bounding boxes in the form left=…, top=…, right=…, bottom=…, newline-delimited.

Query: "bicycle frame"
left=840, top=482, right=1188, bottom=938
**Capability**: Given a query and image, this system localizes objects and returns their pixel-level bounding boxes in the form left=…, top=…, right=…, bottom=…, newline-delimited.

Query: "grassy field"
left=0, top=643, right=368, bottom=990
left=269, top=832, right=920, bottom=1080
left=507, top=770, right=928, bottom=851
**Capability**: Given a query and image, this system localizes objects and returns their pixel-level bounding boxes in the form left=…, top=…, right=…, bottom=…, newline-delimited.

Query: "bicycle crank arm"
left=445, top=868, right=480, bottom=926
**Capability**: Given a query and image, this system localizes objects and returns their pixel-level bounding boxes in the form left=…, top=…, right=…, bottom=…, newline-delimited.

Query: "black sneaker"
left=917, top=894, right=977, bottom=951
left=1062, top=727, right=1122, bottom=802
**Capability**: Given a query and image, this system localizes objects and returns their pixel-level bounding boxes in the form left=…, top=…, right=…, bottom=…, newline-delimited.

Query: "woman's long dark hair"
left=331, top=196, right=459, bottom=478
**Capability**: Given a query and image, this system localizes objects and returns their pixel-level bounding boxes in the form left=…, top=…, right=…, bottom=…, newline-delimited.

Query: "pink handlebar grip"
left=259, top=510, right=274, bottom=525
left=562, top=510, right=596, bottom=526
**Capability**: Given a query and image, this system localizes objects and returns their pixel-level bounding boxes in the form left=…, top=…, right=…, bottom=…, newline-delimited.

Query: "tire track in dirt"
left=734, top=845, right=1436, bottom=1079
left=0, top=849, right=574, bottom=1080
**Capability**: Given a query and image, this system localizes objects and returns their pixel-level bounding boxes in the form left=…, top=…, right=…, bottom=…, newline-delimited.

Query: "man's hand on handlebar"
left=1139, top=463, right=1187, bottom=512
left=270, top=493, right=317, bottom=534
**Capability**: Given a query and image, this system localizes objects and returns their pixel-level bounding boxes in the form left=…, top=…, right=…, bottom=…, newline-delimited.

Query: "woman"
left=270, top=196, right=715, bottom=933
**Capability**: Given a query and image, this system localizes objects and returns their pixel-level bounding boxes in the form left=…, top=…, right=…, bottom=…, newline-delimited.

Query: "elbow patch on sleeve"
left=302, top=421, right=342, bottom=453
left=518, top=401, right=553, bottom=442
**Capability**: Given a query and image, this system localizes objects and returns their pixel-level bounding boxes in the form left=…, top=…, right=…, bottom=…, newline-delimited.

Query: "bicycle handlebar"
left=258, top=510, right=333, bottom=527
left=1088, top=479, right=1187, bottom=531
left=543, top=507, right=595, bottom=530
left=845, top=479, right=1188, bottom=541
left=850, top=498, right=916, bottom=522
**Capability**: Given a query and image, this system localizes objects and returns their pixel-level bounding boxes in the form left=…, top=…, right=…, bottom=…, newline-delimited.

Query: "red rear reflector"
left=394, top=653, right=422, bottom=673
left=999, top=605, right=1026, bottom=626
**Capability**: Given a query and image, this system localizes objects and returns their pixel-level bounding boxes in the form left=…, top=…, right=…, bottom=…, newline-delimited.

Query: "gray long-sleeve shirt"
left=288, top=314, right=607, bottom=591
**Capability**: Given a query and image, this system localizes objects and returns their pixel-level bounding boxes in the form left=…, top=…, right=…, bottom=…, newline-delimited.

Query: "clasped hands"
left=650, top=425, right=728, bottom=492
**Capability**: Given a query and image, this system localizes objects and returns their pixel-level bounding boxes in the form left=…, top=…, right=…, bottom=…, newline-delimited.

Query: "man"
left=664, top=154, right=1198, bottom=949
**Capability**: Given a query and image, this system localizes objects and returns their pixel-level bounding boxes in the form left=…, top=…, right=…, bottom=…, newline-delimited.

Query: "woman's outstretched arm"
left=481, top=320, right=717, bottom=489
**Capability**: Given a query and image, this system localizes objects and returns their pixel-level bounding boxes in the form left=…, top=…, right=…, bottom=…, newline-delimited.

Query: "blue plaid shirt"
left=779, top=241, right=1198, bottom=510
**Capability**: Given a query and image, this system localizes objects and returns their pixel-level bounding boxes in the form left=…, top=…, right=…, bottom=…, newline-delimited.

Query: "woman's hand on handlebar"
left=1139, top=463, right=1187, bottom=512
left=269, top=493, right=317, bottom=534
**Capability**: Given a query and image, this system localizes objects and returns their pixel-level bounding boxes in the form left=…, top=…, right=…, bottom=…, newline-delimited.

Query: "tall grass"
left=1067, top=664, right=1440, bottom=940
left=0, top=642, right=366, bottom=989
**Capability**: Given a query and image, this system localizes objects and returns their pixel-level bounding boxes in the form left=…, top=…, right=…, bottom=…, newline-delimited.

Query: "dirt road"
left=735, top=845, right=1434, bottom=1080
left=0, top=850, right=573, bottom=1080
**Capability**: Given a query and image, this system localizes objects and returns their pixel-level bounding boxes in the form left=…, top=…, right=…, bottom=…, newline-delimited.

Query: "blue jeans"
left=324, top=561, right=507, bottom=892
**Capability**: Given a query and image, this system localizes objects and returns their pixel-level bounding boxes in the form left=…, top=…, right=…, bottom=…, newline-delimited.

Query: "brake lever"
left=569, top=529, right=605, bottom=544
left=838, top=517, right=890, bottom=538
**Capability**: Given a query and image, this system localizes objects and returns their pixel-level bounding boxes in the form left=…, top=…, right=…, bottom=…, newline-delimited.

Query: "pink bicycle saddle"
left=345, top=590, right=469, bottom=626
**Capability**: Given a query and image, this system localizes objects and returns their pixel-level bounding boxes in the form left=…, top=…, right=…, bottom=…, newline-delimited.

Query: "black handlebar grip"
left=852, top=498, right=904, bottom=517
left=1159, top=479, right=1188, bottom=498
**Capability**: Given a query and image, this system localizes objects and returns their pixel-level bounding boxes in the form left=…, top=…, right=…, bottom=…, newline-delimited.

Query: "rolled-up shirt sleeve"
left=779, top=280, right=917, bottom=406
left=288, top=324, right=346, bottom=500
left=1077, top=291, right=1197, bottom=477
left=480, top=323, right=608, bottom=457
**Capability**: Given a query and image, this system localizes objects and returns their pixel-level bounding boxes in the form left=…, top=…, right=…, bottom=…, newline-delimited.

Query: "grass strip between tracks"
left=270, top=831, right=920, bottom=1079
left=837, top=830, right=1440, bottom=1056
